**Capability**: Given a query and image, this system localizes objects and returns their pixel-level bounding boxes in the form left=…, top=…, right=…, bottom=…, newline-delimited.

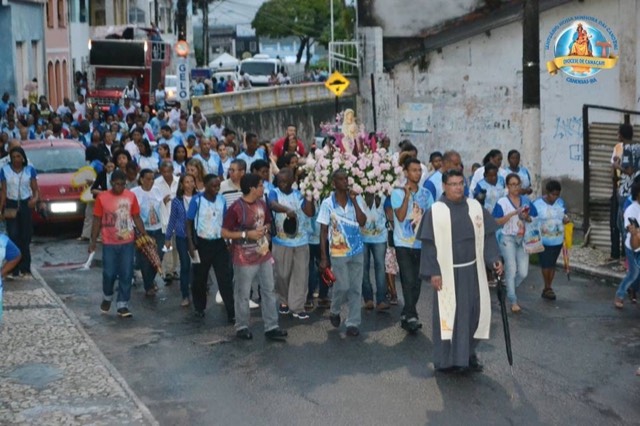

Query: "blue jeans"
left=102, top=243, right=135, bottom=309
left=499, top=234, right=530, bottom=304
left=616, top=247, right=640, bottom=299
left=140, top=229, right=165, bottom=291
left=175, top=236, right=191, bottom=299
left=361, top=242, right=387, bottom=304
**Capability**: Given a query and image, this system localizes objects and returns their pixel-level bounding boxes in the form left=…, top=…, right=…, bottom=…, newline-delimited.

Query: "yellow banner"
left=546, top=55, right=618, bottom=75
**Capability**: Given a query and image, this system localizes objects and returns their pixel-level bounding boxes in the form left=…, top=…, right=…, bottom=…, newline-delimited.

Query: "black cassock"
left=418, top=197, right=500, bottom=369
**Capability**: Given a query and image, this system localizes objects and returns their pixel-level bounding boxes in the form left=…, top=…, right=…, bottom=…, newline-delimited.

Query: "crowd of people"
left=0, top=88, right=577, bottom=371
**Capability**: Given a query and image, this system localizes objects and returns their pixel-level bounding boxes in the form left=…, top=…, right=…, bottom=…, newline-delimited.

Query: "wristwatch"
left=241, top=231, right=246, bottom=239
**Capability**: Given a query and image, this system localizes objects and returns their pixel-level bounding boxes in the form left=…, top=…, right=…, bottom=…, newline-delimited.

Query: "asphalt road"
left=32, top=232, right=640, bottom=425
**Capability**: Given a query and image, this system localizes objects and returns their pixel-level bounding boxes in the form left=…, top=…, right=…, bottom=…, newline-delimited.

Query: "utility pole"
left=522, top=0, right=541, bottom=195
left=154, top=0, right=159, bottom=27
left=202, top=0, right=209, bottom=66
left=329, top=0, right=334, bottom=73
left=176, top=0, right=187, bottom=42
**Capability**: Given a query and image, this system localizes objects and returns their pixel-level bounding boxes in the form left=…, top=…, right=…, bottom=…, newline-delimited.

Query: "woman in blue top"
left=165, top=174, right=196, bottom=307
left=533, top=180, right=571, bottom=301
left=0, top=147, right=40, bottom=278
left=473, top=162, right=505, bottom=214
left=493, top=173, right=537, bottom=313
left=501, top=150, right=533, bottom=195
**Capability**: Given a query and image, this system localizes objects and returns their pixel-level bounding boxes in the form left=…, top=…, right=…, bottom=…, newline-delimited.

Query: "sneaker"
left=215, top=291, right=223, bottom=305
left=117, top=307, right=132, bottom=318
left=100, top=300, right=111, bottom=314
left=389, top=296, right=398, bottom=306
left=304, top=300, right=314, bottom=310
left=376, top=302, right=390, bottom=311
left=265, top=328, right=288, bottom=341
left=346, top=326, right=360, bottom=337
left=249, top=300, right=260, bottom=309
left=21, top=272, right=33, bottom=280
left=401, top=319, right=420, bottom=334
left=278, top=304, right=290, bottom=315
left=292, top=311, right=310, bottom=320
left=329, top=313, right=341, bottom=328
left=145, top=288, right=157, bottom=297
left=194, top=310, right=205, bottom=318
left=181, top=298, right=190, bottom=307
left=363, top=300, right=375, bottom=310
left=317, top=299, right=331, bottom=309
left=236, top=328, right=253, bottom=340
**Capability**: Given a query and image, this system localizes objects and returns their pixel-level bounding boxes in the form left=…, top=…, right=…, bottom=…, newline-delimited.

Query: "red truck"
left=87, top=27, right=171, bottom=112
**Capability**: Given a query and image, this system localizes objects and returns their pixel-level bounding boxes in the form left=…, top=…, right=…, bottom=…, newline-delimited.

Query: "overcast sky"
left=194, top=0, right=266, bottom=26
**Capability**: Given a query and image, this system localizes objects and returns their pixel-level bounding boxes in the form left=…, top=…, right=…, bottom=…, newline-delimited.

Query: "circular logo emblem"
left=545, top=17, right=618, bottom=84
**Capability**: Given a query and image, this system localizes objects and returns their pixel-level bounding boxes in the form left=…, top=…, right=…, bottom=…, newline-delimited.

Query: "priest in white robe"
left=418, top=169, right=503, bottom=372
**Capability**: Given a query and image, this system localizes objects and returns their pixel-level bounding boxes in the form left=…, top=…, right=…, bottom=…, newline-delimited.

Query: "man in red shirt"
left=222, top=173, right=287, bottom=341
left=89, top=170, right=147, bottom=318
left=272, top=125, right=305, bottom=158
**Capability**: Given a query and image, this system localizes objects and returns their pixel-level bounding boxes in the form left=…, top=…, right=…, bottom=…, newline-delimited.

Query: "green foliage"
left=252, top=0, right=355, bottom=47
left=195, top=47, right=204, bottom=67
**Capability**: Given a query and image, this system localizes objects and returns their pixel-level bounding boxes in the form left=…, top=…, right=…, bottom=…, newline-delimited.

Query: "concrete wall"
left=361, top=0, right=640, bottom=213
left=45, top=0, right=72, bottom=106
left=0, top=1, right=45, bottom=101
left=206, top=97, right=356, bottom=147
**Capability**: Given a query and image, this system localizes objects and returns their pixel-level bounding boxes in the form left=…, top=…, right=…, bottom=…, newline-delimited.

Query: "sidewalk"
left=0, top=270, right=158, bottom=425
left=563, top=244, right=626, bottom=283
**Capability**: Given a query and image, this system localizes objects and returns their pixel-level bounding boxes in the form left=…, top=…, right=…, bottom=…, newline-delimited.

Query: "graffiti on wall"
left=552, top=116, right=583, bottom=140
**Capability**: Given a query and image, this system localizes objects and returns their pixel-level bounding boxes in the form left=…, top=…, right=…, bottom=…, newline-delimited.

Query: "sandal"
left=511, top=304, right=522, bottom=313
left=614, top=298, right=624, bottom=309
left=541, top=288, right=556, bottom=300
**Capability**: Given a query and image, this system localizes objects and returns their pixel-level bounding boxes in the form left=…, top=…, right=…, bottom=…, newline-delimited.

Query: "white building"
left=358, top=0, right=638, bottom=222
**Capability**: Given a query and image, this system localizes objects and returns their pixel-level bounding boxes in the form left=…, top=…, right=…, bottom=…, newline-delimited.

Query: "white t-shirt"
left=624, top=201, right=640, bottom=251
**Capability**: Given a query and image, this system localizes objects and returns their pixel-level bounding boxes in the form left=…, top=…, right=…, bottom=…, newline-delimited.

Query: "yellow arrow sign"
left=324, top=71, right=350, bottom=97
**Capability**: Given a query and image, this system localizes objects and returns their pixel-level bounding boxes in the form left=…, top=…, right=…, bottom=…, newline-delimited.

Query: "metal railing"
left=329, top=41, right=360, bottom=76
left=192, top=83, right=337, bottom=116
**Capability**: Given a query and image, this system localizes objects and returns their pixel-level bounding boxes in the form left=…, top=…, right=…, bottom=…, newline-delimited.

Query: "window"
left=249, top=41, right=257, bottom=52
left=79, top=0, right=87, bottom=23
left=57, top=0, right=65, bottom=27
left=129, top=7, right=145, bottom=24
left=46, top=0, right=54, bottom=28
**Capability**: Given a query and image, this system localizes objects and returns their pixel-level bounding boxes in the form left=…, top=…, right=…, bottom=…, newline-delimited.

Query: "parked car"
left=164, top=74, right=178, bottom=107
left=22, top=139, right=86, bottom=225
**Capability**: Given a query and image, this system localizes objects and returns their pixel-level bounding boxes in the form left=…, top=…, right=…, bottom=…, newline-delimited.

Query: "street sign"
left=324, top=71, right=350, bottom=97
left=177, top=57, right=190, bottom=102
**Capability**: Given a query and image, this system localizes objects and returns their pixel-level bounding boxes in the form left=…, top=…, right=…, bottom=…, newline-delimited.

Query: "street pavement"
left=9, top=232, right=640, bottom=425
left=1, top=267, right=157, bottom=424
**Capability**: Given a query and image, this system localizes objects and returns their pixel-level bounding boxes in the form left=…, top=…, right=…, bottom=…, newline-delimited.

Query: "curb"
left=565, top=262, right=624, bottom=283
left=31, top=267, right=160, bottom=426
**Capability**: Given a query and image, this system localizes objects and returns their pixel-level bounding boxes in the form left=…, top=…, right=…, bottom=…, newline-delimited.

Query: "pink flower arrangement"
left=300, top=145, right=402, bottom=202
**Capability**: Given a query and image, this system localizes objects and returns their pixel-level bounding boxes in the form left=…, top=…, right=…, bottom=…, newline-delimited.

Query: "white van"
left=239, top=54, right=304, bottom=87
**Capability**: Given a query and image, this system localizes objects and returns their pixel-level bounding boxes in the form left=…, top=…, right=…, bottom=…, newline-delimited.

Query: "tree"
left=252, top=0, right=355, bottom=67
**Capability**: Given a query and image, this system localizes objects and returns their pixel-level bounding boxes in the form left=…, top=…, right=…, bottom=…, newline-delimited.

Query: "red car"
left=22, top=139, right=87, bottom=225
